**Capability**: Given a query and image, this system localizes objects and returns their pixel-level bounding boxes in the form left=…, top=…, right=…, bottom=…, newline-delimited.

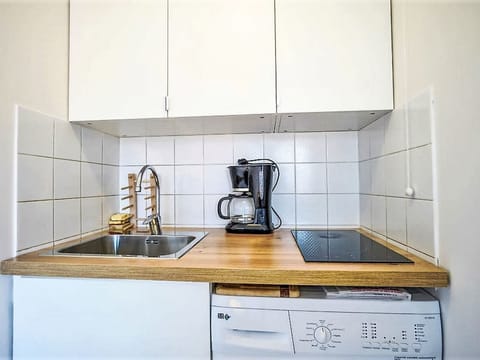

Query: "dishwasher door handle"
left=221, top=327, right=293, bottom=353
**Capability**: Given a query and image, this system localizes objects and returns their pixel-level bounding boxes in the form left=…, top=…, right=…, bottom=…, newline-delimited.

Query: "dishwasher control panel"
left=289, top=311, right=441, bottom=357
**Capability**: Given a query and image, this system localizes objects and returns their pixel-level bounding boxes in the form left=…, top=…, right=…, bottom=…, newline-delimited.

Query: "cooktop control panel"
left=289, top=311, right=441, bottom=357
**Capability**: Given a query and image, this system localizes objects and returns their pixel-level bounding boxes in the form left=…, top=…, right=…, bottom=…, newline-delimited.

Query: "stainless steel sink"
left=53, top=232, right=207, bottom=259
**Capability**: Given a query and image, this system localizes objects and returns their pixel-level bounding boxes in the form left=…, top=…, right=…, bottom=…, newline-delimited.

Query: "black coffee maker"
left=217, top=158, right=281, bottom=234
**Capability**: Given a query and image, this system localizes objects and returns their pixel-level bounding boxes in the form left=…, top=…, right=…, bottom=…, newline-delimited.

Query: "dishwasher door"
left=211, top=306, right=294, bottom=359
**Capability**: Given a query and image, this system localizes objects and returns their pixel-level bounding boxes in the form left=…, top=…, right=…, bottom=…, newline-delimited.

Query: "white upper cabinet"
left=276, top=0, right=393, bottom=113
left=168, top=0, right=276, bottom=118
left=69, top=0, right=168, bottom=121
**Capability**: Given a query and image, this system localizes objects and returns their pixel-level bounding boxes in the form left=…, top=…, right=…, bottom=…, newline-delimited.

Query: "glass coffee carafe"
left=217, top=193, right=255, bottom=224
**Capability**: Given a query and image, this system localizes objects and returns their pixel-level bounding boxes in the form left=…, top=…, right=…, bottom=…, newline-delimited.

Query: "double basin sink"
left=52, top=232, right=207, bottom=259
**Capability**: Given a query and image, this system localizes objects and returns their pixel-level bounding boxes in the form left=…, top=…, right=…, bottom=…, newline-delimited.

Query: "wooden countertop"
left=0, top=228, right=449, bottom=287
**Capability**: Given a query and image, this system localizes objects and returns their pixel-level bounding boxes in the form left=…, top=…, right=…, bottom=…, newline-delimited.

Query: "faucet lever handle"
left=143, top=214, right=162, bottom=235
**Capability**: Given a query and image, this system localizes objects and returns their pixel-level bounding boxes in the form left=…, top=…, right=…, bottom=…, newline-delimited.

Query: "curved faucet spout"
left=136, top=165, right=162, bottom=234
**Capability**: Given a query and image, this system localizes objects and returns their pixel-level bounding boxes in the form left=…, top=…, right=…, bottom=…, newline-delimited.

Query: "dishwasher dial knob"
left=314, top=326, right=332, bottom=344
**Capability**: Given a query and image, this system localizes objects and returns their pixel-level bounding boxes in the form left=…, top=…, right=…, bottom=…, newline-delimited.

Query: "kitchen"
left=0, top=0, right=479, bottom=359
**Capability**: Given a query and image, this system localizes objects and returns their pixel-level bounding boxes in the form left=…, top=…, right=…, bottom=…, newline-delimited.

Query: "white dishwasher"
left=211, top=287, right=442, bottom=359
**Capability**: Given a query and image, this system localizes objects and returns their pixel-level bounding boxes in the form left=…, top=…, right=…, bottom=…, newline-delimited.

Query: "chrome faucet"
left=136, top=165, right=162, bottom=235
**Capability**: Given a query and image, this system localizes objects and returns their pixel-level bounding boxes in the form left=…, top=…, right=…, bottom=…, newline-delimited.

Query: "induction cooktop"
left=291, top=230, right=413, bottom=263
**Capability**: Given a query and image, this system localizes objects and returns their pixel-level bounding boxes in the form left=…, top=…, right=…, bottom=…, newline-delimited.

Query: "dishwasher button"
left=391, top=342, right=399, bottom=352
left=412, top=343, right=422, bottom=352
left=362, top=341, right=372, bottom=349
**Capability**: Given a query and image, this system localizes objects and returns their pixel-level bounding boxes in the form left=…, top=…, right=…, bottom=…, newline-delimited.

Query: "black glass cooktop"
left=291, top=230, right=413, bottom=263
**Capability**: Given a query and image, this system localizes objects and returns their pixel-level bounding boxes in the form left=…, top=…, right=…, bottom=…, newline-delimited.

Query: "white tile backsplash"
left=147, top=137, right=174, bottom=165
left=407, top=199, right=434, bottom=255
left=359, top=195, right=372, bottom=229
left=409, top=145, right=433, bottom=200
left=54, top=159, right=81, bottom=199
left=295, top=133, right=326, bottom=163
left=359, top=161, right=371, bottom=194
left=264, top=133, right=295, bottom=163
left=81, top=197, right=103, bottom=233
left=175, top=165, right=204, bottom=194
left=120, top=137, right=146, bottom=165
left=15, top=117, right=369, bottom=250
left=17, top=106, right=437, bottom=260
left=358, top=127, right=370, bottom=161
left=160, top=195, right=175, bottom=225
left=18, top=155, right=53, bottom=201
left=175, top=195, right=204, bottom=225
left=385, top=152, right=406, bottom=197
left=295, top=163, right=326, bottom=193
left=272, top=194, right=296, bottom=226
left=371, top=196, right=386, bottom=236
left=328, top=194, right=359, bottom=226
left=17, top=201, right=53, bottom=250
left=204, top=195, right=229, bottom=226
left=16, top=107, right=121, bottom=251
left=204, top=165, right=231, bottom=195
left=54, top=120, right=82, bottom=161
left=102, top=165, right=119, bottom=196
left=81, top=162, right=103, bottom=197
left=204, top=135, right=233, bottom=164
left=386, top=197, right=407, bottom=245
left=359, top=110, right=436, bottom=261
left=103, top=196, right=120, bottom=227
left=17, top=106, right=54, bottom=157
left=296, top=194, right=328, bottom=226
left=117, top=131, right=360, bottom=228
left=103, top=134, right=120, bottom=166
left=54, top=199, right=81, bottom=241
left=370, top=157, right=386, bottom=196
left=174, top=136, right=203, bottom=165
left=275, top=163, right=296, bottom=194
left=326, top=132, right=358, bottom=162
left=154, top=165, right=175, bottom=195
left=81, top=127, right=103, bottom=163
left=233, top=134, right=264, bottom=161
left=327, top=163, right=359, bottom=193
left=368, top=116, right=385, bottom=158
left=384, top=110, right=407, bottom=155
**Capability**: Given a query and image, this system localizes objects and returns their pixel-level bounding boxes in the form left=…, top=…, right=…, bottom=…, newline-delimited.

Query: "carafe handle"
left=217, top=196, right=233, bottom=220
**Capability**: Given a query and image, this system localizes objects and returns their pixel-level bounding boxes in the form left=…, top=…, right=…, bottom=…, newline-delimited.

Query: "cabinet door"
left=168, top=0, right=276, bottom=117
left=13, top=277, right=211, bottom=359
left=69, top=0, right=167, bottom=121
left=276, top=0, right=393, bottom=113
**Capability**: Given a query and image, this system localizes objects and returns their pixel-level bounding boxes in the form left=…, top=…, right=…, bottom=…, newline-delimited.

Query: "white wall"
left=0, top=1, right=69, bottom=358
left=391, top=1, right=480, bottom=358
left=119, top=132, right=360, bottom=228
